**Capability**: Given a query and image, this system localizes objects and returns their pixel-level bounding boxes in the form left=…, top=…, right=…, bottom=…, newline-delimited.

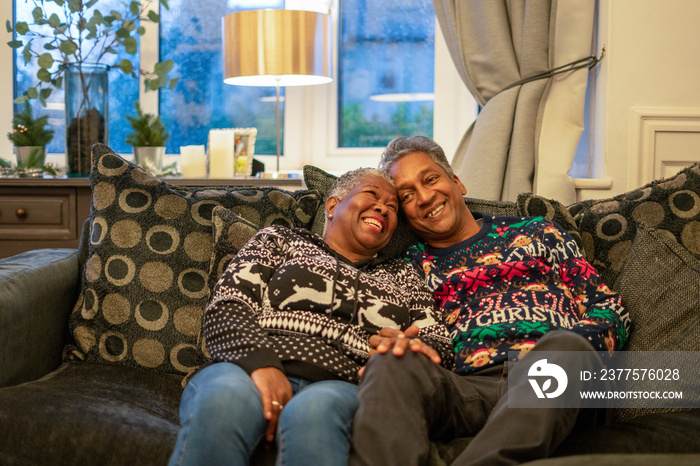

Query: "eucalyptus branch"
left=7, top=0, right=176, bottom=107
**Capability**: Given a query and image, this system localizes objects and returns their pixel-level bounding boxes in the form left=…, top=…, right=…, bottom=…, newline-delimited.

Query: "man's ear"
left=325, top=197, right=338, bottom=218
left=452, top=174, right=468, bottom=196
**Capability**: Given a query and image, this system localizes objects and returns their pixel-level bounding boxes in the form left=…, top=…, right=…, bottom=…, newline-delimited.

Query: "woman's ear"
left=325, top=197, right=338, bottom=219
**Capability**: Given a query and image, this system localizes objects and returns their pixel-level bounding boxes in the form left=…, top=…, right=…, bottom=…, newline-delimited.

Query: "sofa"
left=0, top=143, right=698, bottom=465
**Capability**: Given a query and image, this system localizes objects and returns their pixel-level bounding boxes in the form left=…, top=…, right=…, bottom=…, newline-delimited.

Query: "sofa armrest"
left=0, top=248, right=80, bottom=388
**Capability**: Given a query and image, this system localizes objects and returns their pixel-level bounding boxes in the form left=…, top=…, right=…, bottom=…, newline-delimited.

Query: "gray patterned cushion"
left=65, top=144, right=321, bottom=375
left=611, top=223, right=700, bottom=422
left=574, top=162, right=700, bottom=286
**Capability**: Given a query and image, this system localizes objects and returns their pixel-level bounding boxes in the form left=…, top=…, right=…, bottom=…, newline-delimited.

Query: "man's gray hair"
left=326, top=167, right=395, bottom=202
left=378, top=135, right=454, bottom=177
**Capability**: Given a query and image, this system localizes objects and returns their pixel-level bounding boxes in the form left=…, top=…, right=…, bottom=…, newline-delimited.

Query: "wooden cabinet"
left=0, top=177, right=304, bottom=259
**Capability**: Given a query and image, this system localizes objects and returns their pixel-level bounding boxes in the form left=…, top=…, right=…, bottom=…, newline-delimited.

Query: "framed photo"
left=233, top=127, right=257, bottom=176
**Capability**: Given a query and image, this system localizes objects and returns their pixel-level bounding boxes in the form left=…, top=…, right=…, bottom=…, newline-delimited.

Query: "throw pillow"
left=208, top=206, right=259, bottom=289
left=575, top=162, right=700, bottom=286
left=65, top=144, right=321, bottom=375
left=517, top=193, right=584, bottom=252
left=611, top=222, right=700, bottom=422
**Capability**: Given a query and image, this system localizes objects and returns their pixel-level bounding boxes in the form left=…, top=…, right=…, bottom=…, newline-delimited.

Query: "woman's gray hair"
left=378, top=135, right=454, bottom=177
left=326, top=167, right=394, bottom=202
left=324, top=167, right=395, bottom=232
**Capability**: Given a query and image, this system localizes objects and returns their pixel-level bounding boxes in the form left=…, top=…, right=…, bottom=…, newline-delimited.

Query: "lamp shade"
left=222, top=9, right=332, bottom=87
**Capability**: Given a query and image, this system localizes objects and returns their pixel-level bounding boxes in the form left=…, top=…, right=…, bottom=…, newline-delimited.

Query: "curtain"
left=433, top=0, right=596, bottom=203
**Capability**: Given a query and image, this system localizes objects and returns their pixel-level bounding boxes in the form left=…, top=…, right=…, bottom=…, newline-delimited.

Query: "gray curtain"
left=434, top=0, right=594, bottom=202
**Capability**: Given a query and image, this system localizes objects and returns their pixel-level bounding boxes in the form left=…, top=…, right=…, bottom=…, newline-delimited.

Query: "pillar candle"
left=208, top=129, right=235, bottom=178
left=180, top=145, right=207, bottom=178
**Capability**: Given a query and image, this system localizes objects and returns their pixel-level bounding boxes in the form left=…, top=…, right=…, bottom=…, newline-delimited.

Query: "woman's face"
left=324, top=175, right=399, bottom=261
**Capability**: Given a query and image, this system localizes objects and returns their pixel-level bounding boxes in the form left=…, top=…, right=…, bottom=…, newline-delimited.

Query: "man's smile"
left=426, top=203, right=445, bottom=219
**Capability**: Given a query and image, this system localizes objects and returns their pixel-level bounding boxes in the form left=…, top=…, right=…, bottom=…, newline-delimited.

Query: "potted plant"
left=126, top=101, right=170, bottom=172
left=6, top=0, right=178, bottom=176
left=5, top=101, right=57, bottom=176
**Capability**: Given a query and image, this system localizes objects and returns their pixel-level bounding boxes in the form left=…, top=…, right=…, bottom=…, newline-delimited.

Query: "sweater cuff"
left=234, top=347, right=284, bottom=376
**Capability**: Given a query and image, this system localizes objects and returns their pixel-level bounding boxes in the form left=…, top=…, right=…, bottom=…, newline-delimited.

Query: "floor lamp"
left=222, top=9, right=332, bottom=177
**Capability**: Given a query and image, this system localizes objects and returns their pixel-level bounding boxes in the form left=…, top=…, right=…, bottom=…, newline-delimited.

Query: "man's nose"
left=415, top=186, right=432, bottom=205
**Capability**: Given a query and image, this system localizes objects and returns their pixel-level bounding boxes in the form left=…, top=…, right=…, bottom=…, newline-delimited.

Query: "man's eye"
left=427, top=175, right=438, bottom=184
left=400, top=193, right=413, bottom=204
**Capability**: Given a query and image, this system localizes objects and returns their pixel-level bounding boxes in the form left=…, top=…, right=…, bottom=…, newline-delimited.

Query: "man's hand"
left=359, top=326, right=442, bottom=376
left=251, top=367, right=292, bottom=442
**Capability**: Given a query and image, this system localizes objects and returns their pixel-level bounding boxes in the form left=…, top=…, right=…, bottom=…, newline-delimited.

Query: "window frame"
left=2, top=0, right=477, bottom=173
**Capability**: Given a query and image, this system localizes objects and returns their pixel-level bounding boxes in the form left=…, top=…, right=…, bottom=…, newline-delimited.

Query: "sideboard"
left=0, top=177, right=304, bottom=258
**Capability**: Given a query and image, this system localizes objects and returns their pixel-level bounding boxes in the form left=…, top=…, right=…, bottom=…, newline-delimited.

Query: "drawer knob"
left=15, top=208, right=27, bottom=219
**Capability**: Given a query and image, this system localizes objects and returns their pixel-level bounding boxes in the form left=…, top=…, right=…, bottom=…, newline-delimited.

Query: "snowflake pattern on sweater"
left=204, top=225, right=453, bottom=383
left=404, top=214, right=631, bottom=375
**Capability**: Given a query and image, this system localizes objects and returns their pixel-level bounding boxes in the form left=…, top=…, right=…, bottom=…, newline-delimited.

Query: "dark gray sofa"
left=1, top=144, right=698, bottom=465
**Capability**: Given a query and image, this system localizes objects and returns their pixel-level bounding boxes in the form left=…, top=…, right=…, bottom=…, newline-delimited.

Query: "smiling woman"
left=167, top=166, right=454, bottom=465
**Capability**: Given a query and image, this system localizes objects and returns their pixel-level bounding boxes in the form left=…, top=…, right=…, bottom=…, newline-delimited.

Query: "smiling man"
left=349, top=136, right=631, bottom=465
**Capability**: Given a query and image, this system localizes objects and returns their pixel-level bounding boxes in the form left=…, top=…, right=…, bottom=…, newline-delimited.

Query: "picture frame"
left=233, top=127, right=257, bottom=176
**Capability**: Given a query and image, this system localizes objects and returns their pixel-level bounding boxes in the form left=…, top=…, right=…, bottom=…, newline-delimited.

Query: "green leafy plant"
left=6, top=0, right=178, bottom=107
left=7, top=101, right=55, bottom=146
left=126, top=101, right=170, bottom=146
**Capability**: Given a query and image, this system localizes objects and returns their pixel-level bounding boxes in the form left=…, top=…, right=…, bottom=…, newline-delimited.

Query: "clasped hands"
left=251, top=326, right=441, bottom=442
left=358, top=325, right=442, bottom=376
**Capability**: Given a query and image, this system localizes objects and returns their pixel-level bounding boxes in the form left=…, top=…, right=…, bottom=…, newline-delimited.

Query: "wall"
left=580, top=0, right=700, bottom=201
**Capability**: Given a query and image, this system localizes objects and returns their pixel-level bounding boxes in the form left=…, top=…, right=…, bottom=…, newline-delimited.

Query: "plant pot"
left=133, top=146, right=166, bottom=172
left=64, top=63, right=109, bottom=177
left=14, top=146, right=46, bottom=168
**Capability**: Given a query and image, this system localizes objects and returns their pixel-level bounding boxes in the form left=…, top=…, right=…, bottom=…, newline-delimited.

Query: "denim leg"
left=168, top=362, right=266, bottom=466
left=275, top=380, right=359, bottom=466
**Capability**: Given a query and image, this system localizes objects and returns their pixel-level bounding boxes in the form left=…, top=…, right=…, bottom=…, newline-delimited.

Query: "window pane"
left=13, top=0, right=138, bottom=155
left=338, top=0, right=435, bottom=148
left=159, top=0, right=284, bottom=155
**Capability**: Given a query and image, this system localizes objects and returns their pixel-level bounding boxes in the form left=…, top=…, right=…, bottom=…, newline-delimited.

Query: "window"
left=159, top=0, right=284, bottom=155
left=13, top=0, right=139, bottom=155
left=338, top=0, right=435, bottom=148
left=9, top=0, right=470, bottom=169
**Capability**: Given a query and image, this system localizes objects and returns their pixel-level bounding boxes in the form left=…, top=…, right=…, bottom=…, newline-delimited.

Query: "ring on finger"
left=271, top=400, right=284, bottom=409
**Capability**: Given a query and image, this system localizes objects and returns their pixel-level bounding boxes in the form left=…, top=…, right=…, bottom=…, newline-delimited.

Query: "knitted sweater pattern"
left=204, top=225, right=453, bottom=383
left=405, top=215, right=631, bottom=376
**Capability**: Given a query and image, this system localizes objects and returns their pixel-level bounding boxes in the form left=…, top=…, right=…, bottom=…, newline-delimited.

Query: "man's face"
left=389, top=151, right=470, bottom=248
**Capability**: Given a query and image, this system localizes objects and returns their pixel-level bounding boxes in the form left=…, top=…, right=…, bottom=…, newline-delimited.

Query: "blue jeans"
left=168, top=362, right=359, bottom=466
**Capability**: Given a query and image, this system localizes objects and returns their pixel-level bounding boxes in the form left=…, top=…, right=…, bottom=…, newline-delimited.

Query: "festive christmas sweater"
left=404, top=214, right=631, bottom=376
left=204, top=225, right=453, bottom=383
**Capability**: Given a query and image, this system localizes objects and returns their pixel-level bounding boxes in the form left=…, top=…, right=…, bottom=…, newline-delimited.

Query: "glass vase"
left=64, top=63, right=109, bottom=176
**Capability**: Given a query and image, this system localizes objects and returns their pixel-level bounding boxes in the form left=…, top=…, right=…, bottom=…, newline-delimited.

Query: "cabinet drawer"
left=0, top=187, right=77, bottom=240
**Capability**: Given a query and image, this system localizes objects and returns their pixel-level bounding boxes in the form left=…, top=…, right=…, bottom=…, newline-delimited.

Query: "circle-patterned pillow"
left=575, top=162, right=700, bottom=287
left=64, top=144, right=321, bottom=375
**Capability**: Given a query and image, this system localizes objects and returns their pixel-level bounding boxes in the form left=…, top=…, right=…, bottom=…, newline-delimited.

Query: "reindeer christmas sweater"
left=404, top=214, right=631, bottom=376
left=204, top=225, right=453, bottom=384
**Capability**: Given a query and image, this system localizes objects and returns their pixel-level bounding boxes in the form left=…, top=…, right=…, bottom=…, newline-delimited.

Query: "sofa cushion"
left=65, top=145, right=321, bottom=375
left=0, top=362, right=182, bottom=466
left=208, top=206, right=260, bottom=290
left=574, top=162, right=700, bottom=285
left=517, top=193, right=584, bottom=252
left=302, top=165, right=519, bottom=258
left=610, top=223, right=700, bottom=423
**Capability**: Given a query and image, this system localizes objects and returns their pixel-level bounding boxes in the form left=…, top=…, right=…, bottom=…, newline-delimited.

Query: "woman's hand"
left=359, top=326, right=442, bottom=376
left=251, top=367, right=293, bottom=442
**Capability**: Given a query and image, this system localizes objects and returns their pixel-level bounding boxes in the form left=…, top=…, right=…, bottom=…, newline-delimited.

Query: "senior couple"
left=168, top=136, right=630, bottom=466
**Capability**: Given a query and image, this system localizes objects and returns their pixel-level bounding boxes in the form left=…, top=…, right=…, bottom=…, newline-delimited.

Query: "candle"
left=180, top=145, right=207, bottom=178
left=208, top=129, right=235, bottom=178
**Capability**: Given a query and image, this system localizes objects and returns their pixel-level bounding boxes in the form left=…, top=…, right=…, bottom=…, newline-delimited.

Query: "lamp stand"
left=275, top=76, right=281, bottom=173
